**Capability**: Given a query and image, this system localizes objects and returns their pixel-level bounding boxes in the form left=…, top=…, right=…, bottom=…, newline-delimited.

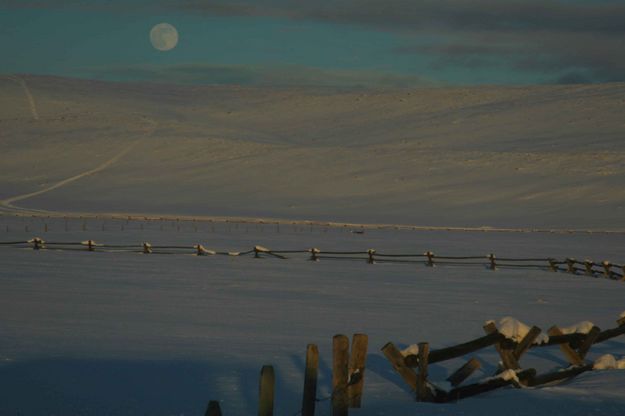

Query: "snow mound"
left=492, top=317, right=549, bottom=344
left=561, top=321, right=595, bottom=335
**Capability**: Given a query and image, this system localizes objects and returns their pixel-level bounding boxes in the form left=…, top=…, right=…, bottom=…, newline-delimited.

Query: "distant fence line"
left=1, top=238, right=624, bottom=281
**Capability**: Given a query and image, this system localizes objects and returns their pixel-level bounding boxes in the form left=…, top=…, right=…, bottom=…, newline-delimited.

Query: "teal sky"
left=1, top=1, right=624, bottom=87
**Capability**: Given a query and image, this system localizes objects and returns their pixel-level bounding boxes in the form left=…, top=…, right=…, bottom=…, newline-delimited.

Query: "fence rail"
left=1, top=237, right=624, bottom=281
left=383, top=314, right=625, bottom=403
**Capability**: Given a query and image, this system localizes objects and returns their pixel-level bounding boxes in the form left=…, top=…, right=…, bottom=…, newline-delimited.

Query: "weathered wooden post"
left=513, top=326, right=541, bottom=360
left=602, top=261, right=613, bottom=279
left=348, top=334, right=368, bottom=408
left=425, top=251, right=434, bottom=267
left=547, top=326, right=583, bottom=366
left=416, top=342, right=432, bottom=401
left=548, top=258, right=558, bottom=272
left=205, top=401, right=222, bottom=416
left=380, top=342, right=417, bottom=391
left=87, top=240, right=95, bottom=252
left=566, top=258, right=576, bottom=274
left=332, top=335, right=349, bottom=416
left=258, top=365, right=275, bottom=416
left=31, top=237, right=43, bottom=250
left=302, top=344, right=319, bottom=416
left=309, top=248, right=320, bottom=262
left=584, top=260, right=594, bottom=276
left=488, top=253, right=496, bottom=270
left=578, top=326, right=601, bottom=359
left=483, top=322, right=519, bottom=370
left=367, top=249, right=375, bottom=264
left=143, top=242, right=152, bottom=254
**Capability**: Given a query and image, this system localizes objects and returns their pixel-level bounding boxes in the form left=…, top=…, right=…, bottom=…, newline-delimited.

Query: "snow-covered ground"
left=2, top=76, right=625, bottom=229
left=1, top=217, right=624, bottom=415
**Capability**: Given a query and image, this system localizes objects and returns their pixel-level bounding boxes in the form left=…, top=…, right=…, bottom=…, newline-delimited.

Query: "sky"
left=0, top=0, right=624, bottom=87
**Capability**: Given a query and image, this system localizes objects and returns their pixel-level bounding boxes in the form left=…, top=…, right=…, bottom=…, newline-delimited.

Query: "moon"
left=150, top=23, right=179, bottom=51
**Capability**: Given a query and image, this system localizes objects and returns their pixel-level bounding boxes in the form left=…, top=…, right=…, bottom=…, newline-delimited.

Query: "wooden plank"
left=381, top=342, right=417, bottom=391
left=446, top=358, right=481, bottom=387
left=205, top=401, right=222, bottom=416
left=302, top=344, right=319, bottom=416
left=258, top=365, right=275, bottom=416
left=348, top=334, right=368, bottom=408
left=595, top=324, right=625, bottom=343
left=445, top=368, right=536, bottom=403
left=513, top=326, right=541, bottom=360
left=577, top=326, right=601, bottom=359
left=483, top=322, right=520, bottom=370
left=547, top=326, right=584, bottom=366
left=526, top=364, right=593, bottom=387
left=404, top=332, right=504, bottom=366
left=416, top=342, right=432, bottom=402
left=332, top=335, right=349, bottom=416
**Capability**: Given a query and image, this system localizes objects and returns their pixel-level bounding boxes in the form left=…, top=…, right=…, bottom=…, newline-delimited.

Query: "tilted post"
left=416, top=342, right=432, bottom=402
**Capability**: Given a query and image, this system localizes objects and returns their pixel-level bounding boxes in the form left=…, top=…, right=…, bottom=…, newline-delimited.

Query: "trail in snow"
left=5, top=75, right=39, bottom=120
left=0, top=115, right=157, bottom=213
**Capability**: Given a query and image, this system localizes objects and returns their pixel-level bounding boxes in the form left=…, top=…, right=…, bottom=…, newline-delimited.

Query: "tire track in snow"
left=5, top=75, right=39, bottom=120
left=0, top=115, right=157, bottom=213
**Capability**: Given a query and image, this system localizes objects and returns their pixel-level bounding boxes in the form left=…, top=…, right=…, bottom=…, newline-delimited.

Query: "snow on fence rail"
left=1, top=237, right=624, bottom=281
left=382, top=314, right=625, bottom=403
left=206, top=315, right=625, bottom=415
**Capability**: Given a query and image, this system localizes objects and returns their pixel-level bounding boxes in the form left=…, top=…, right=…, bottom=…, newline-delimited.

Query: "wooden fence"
left=1, top=238, right=624, bottom=281
left=204, top=315, right=625, bottom=414
left=382, top=313, right=625, bottom=403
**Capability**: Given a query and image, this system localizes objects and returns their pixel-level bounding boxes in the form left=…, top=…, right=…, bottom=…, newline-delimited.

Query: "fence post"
left=547, top=326, right=583, bottom=366
left=566, top=258, right=576, bottom=274
left=548, top=258, right=558, bottom=272
left=602, top=261, right=612, bottom=279
left=426, top=251, right=434, bottom=267
left=258, top=365, right=275, bottom=416
left=578, top=326, right=601, bottom=359
left=143, top=242, right=152, bottom=254
left=367, top=249, right=375, bottom=264
left=348, top=334, right=368, bottom=408
left=416, top=342, right=432, bottom=402
left=380, top=342, right=417, bottom=391
left=302, top=344, right=319, bottom=416
left=483, top=322, right=519, bottom=370
left=584, top=260, right=594, bottom=276
left=87, top=240, right=95, bottom=252
left=309, top=248, right=320, bottom=262
left=332, top=334, right=349, bottom=416
left=488, top=253, right=496, bottom=270
left=205, top=401, right=222, bottom=416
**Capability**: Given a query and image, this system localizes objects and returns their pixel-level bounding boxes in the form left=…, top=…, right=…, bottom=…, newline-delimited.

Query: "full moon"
left=150, top=23, right=179, bottom=51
